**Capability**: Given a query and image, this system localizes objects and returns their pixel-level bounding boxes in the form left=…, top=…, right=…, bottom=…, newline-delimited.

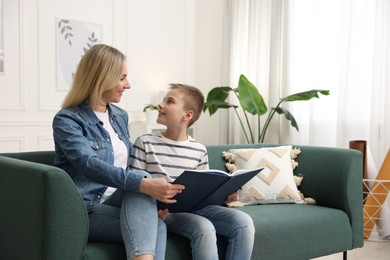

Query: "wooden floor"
left=313, top=239, right=390, bottom=260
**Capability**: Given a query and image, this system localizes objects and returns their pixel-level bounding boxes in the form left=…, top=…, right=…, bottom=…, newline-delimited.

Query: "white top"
left=95, top=110, right=128, bottom=202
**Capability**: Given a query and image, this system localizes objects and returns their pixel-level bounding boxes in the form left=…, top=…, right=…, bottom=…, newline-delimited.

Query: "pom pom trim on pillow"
left=223, top=145, right=304, bottom=205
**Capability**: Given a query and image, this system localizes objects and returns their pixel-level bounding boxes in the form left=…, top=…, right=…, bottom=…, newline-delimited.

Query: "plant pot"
left=145, top=110, right=158, bottom=124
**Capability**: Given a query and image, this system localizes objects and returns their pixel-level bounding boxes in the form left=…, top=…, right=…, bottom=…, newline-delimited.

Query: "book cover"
left=157, top=167, right=263, bottom=213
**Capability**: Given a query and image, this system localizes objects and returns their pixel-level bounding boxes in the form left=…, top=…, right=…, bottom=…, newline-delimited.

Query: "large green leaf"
left=206, top=86, right=232, bottom=101
left=203, top=100, right=238, bottom=115
left=202, top=74, right=330, bottom=144
left=203, top=86, right=235, bottom=115
left=282, top=89, right=330, bottom=102
left=274, top=107, right=299, bottom=131
left=237, top=75, right=267, bottom=116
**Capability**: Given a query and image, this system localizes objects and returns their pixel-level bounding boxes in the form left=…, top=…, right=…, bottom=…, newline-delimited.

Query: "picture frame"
left=56, top=18, right=102, bottom=91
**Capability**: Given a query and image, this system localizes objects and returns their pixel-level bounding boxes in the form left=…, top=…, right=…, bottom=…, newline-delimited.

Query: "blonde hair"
left=169, top=83, right=204, bottom=127
left=62, top=44, right=126, bottom=108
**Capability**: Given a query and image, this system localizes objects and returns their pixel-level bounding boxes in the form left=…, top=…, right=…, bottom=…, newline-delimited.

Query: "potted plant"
left=203, top=74, right=330, bottom=143
left=143, top=104, right=159, bottom=124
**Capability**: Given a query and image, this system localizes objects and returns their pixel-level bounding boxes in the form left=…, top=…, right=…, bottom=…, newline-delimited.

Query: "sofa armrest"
left=295, top=146, right=364, bottom=248
left=0, top=156, right=89, bottom=260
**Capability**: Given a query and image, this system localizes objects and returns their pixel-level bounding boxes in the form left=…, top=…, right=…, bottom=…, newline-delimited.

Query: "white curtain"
left=226, top=0, right=390, bottom=169
left=226, top=0, right=286, bottom=144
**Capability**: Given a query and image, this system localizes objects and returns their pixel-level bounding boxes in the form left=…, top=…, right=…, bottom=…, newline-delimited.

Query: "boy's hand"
left=225, top=191, right=239, bottom=203
left=158, top=209, right=169, bottom=220
left=140, top=177, right=184, bottom=203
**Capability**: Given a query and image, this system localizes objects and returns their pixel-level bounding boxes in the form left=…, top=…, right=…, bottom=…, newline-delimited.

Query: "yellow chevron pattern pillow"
left=224, top=146, right=304, bottom=205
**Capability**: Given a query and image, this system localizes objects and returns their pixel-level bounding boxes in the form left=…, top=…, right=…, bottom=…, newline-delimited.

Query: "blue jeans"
left=88, top=189, right=166, bottom=260
left=164, top=205, right=255, bottom=260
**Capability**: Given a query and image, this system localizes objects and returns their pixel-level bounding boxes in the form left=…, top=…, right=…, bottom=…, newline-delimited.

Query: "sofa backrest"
left=0, top=150, right=56, bottom=166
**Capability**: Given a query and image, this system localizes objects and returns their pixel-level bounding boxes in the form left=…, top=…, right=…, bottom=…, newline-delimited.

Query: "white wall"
left=194, top=0, right=228, bottom=145
left=0, top=0, right=225, bottom=152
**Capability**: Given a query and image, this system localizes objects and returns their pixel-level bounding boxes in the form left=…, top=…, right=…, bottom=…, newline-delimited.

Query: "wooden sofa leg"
left=343, top=251, right=347, bottom=260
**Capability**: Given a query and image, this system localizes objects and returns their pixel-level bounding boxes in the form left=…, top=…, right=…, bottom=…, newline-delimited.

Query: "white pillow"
left=224, top=146, right=304, bottom=205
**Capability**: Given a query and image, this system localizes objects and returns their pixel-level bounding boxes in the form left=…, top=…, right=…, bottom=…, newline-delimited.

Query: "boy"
left=130, top=83, right=255, bottom=260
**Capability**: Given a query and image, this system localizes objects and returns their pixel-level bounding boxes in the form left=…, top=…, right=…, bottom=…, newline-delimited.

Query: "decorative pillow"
left=223, top=145, right=304, bottom=205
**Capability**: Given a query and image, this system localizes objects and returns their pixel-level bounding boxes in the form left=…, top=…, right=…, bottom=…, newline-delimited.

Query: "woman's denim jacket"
left=52, top=101, right=149, bottom=211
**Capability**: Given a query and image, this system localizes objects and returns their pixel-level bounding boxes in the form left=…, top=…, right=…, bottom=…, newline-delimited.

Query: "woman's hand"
left=140, top=177, right=185, bottom=203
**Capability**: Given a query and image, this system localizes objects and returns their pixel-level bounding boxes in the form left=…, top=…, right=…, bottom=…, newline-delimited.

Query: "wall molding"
left=0, top=120, right=51, bottom=127
left=0, top=135, right=25, bottom=151
left=38, top=133, right=54, bottom=150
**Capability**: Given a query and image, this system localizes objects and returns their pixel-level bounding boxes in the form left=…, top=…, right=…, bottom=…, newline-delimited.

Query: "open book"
left=157, top=167, right=263, bottom=213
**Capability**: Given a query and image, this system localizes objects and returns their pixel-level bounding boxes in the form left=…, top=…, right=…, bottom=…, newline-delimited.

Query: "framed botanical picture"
left=56, top=18, right=102, bottom=91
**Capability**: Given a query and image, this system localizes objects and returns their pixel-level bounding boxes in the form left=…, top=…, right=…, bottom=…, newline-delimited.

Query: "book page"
left=230, top=167, right=263, bottom=176
left=184, top=169, right=230, bottom=176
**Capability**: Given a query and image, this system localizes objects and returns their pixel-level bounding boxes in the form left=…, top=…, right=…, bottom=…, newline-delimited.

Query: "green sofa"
left=0, top=144, right=364, bottom=260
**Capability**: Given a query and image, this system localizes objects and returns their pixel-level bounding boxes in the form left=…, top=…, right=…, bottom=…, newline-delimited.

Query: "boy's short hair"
left=169, top=83, right=204, bottom=127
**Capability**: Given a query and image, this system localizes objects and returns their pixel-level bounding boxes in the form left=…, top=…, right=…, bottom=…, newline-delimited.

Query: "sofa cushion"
left=224, top=146, right=303, bottom=205
left=239, top=204, right=352, bottom=259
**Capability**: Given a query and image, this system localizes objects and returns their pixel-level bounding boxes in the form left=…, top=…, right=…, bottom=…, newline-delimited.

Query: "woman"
left=52, top=44, right=184, bottom=260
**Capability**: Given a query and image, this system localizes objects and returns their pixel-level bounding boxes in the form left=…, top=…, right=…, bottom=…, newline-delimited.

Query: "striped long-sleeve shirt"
left=130, top=133, right=209, bottom=182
